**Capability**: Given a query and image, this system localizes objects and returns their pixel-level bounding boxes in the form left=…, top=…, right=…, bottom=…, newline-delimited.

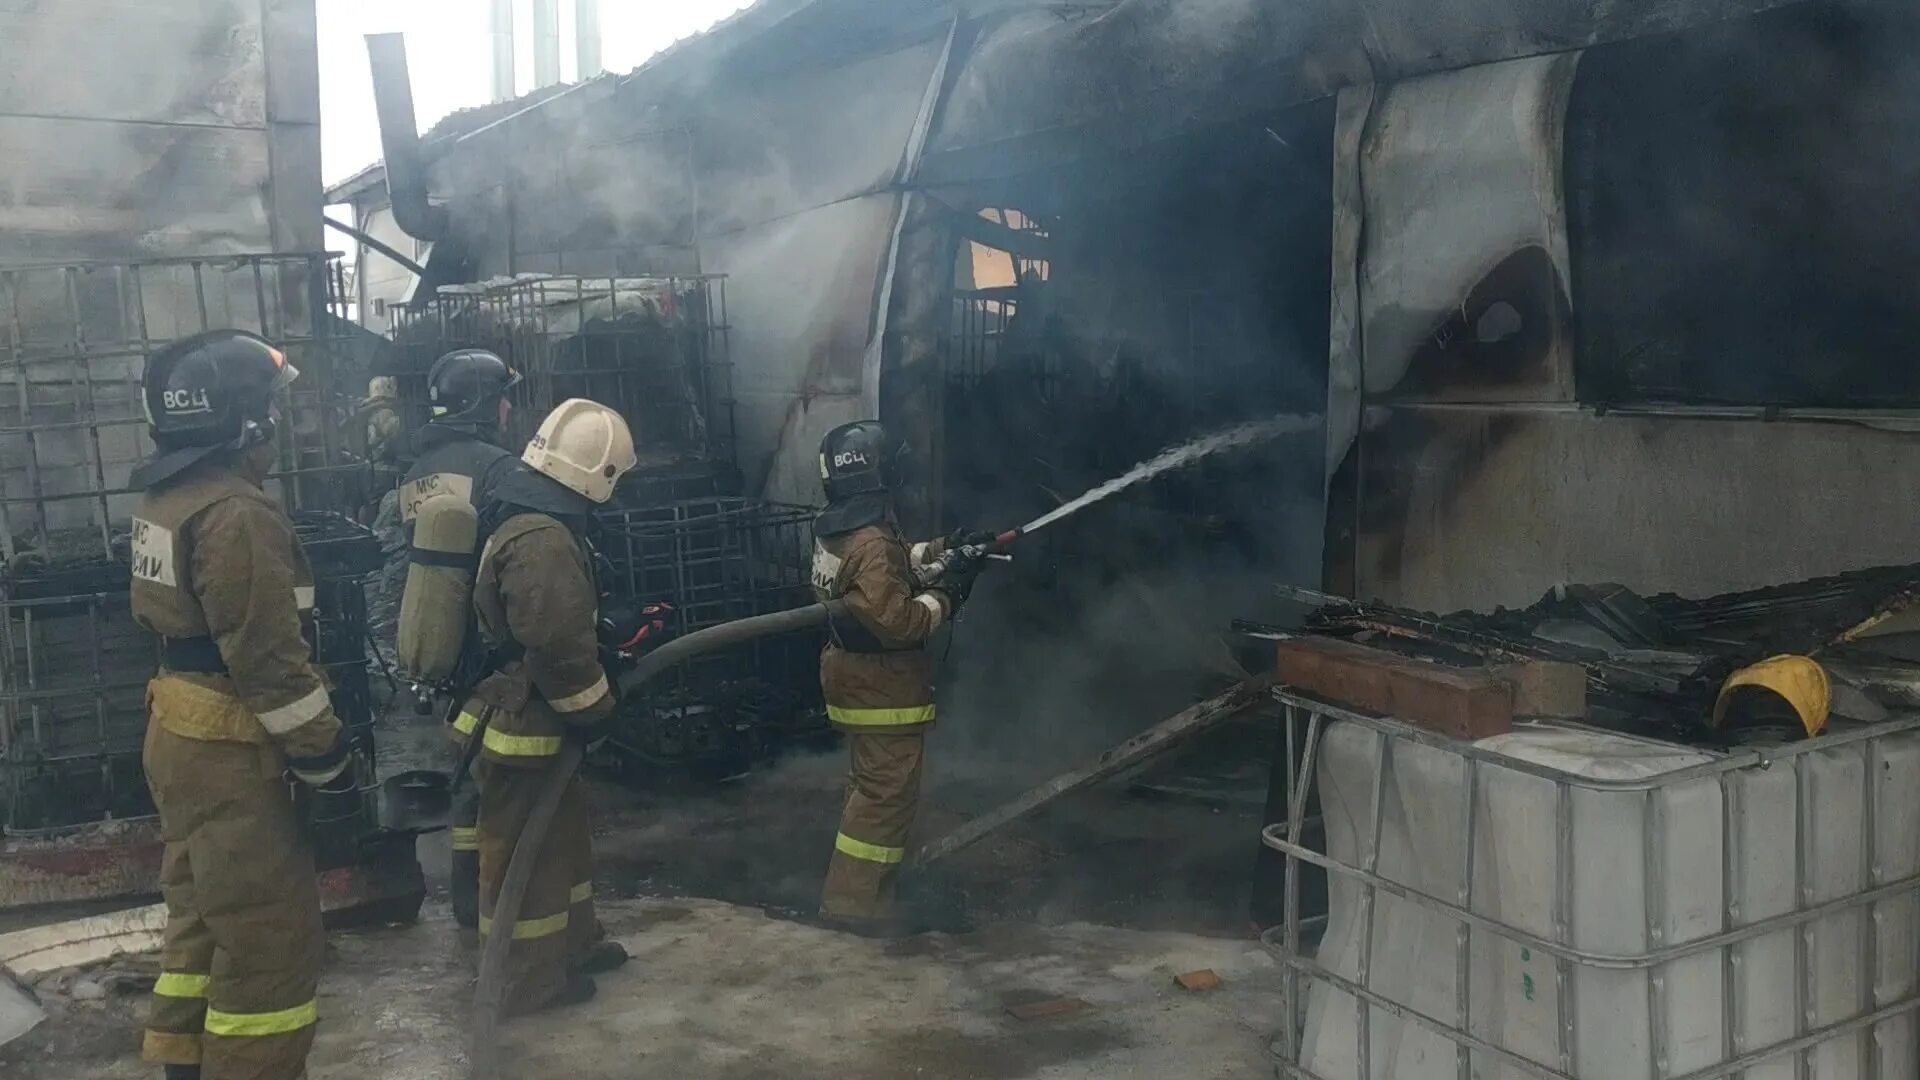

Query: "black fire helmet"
left=131, top=329, right=296, bottom=490
left=427, top=348, right=522, bottom=428
left=818, top=420, right=900, bottom=502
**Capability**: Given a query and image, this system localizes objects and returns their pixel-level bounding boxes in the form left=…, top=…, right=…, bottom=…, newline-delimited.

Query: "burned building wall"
left=926, top=106, right=1335, bottom=775
left=1567, top=1, right=1920, bottom=407
left=421, top=35, right=948, bottom=505
left=1340, top=1, right=1920, bottom=612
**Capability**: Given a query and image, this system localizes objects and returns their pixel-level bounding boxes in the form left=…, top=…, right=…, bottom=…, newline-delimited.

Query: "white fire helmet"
left=521, top=398, right=638, bottom=504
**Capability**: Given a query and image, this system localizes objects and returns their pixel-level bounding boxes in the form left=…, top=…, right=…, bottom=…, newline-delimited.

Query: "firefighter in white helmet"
left=449, top=399, right=639, bottom=1013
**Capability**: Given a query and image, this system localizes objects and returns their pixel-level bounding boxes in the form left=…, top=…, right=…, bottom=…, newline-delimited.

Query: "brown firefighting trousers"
left=474, top=759, right=599, bottom=1014
left=821, top=730, right=927, bottom=921
left=142, top=725, right=323, bottom=1079
left=450, top=780, right=481, bottom=930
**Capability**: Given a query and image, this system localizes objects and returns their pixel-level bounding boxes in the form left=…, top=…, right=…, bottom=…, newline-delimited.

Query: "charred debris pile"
left=1249, top=565, right=1920, bottom=746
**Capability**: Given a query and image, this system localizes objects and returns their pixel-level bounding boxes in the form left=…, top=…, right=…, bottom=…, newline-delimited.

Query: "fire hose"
left=464, top=420, right=1299, bottom=1070
left=468, top=599, right=849, bottom=1078
left=471, top=532, right=1022, bottom=1075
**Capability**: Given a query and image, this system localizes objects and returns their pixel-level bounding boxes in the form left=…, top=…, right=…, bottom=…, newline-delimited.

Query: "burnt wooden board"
left=1275, top=636, right=1514, bottom=739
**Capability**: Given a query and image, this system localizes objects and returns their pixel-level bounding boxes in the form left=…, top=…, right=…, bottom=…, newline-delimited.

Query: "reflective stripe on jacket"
left=130, top=459, right=342, bottom=772
left=465, top=512, right=613, bottom=765
left=811, top=522, right=946, bottom=732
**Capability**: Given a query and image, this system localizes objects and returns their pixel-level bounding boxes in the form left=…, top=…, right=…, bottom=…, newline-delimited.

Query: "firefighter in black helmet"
left=810, top=420, right=988, bottom=934
left=405, top=348, right=523, bottom=522
left=399, top=348, right=523, bottom=932
left=129, top=330, right=359, bottom=1080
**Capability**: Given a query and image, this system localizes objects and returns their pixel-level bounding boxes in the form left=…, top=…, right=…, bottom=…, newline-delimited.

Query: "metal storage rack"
left=1260, top=688, right=1920, bottom=1080
left=593, top=497, right=822, bottom=768
left=389, top=273, right=735, bottom=472
left=0, top=253, right=374, bottom=833
left=0, top=512, right=380, bottom=834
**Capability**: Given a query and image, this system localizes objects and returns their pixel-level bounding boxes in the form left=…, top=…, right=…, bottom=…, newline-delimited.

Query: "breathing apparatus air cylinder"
left=397, top=491, right=480, bottom=687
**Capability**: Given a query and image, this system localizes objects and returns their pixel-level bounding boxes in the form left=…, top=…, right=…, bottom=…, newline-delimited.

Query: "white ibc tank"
left=1296, top=719, right=1920, bottom=1080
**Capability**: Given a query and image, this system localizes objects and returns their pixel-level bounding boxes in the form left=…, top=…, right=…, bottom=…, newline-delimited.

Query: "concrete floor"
left=4, top=896, right=1283, bottom=1079
left=3, top=702, right=1285, bottom=1078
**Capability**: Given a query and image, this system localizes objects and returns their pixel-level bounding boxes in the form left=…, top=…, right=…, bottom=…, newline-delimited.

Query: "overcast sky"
left=318, top=0, right=755, bottom=185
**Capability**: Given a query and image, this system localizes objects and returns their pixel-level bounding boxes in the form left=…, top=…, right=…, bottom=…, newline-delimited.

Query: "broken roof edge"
left=447, top=0, right=818, bottom=152
left=323, top=160, right=389, bottom=207
left=325, top=4, right=800, bottom=200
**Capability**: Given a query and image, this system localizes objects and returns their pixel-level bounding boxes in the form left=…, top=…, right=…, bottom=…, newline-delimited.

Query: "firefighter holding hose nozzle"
left=449, top=399, right=639, bottom=1013
left=811, top=421, right=991, bottom=936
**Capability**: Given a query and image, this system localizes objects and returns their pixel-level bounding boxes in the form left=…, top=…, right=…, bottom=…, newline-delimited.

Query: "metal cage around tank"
left=0, top=252, right=377, bottom=834
left=0, top=512, right=381, bottom=834
left=0, top=253, right=364, bottom=569
left=592, top=497, right=824, bottom=767
left=388, top=273, right=735, bottom=471
left=1260, top=687, right=1920, bottom=1080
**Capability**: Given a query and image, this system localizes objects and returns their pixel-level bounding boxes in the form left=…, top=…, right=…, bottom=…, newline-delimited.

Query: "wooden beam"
left=1274, top=636, right=1514, bottom=739
left=914, top=679, right=1270, bottom=867
left=0, top=902, right=164, bottom=978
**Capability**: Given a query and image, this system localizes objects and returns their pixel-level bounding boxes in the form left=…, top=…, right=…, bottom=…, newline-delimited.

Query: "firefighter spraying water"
left=467, top=411, right=1315, bottom=1069
left=918, top=414, right=1317, bottom=583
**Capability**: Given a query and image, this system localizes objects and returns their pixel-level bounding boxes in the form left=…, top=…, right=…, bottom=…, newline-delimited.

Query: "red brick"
left=1174, top=969, right=1223, bottom=991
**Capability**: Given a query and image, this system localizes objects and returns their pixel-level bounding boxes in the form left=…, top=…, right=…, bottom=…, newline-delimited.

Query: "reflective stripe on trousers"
left=154, top=971, right=211, bottom=999
left=142, top=724, right=323, bottom=1076
left=821, top=730, right=926, bottom=922
left=455, top=710, right=563, bottom=757
left=476, top=759, right=594, bottom=1015
left=827, top=703, right=935, bottom=728
left=204, top=1000, right=319, bottom=1037
left=835, top=832, right=905, bottom=864
left=479, top=909, right=570, bottom=940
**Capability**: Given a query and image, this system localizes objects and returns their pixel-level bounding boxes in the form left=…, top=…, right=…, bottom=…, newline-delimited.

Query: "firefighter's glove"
left=310, top=761, right=364, bottom=819
left=929, top=565, right=979, bottom=616
left=944, top=528, right=998, bottom=552
left=600, top=599, right=676, bottom=658
left=288, top=734, right=354, bottom=789
left=574, top=711, right=622, bottom=753
left=298, top=746, right=369, bottom=864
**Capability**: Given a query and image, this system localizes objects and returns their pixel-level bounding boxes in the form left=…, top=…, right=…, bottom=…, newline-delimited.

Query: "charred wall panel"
left=1356, top=54, right=1578, bottom=406
left=0, top=0, right=267, bottom=126
left=708, top=193, right=905, bottom=505
left=1357, top=410, right=1920, bottom=611
left=1346, top=9, right=1920, bottom=611
left=922, top=0, right=1801, bottom=186
left=1566, top=1, right=1920, bottom=406
left=428, top=38, right=945, bottom=504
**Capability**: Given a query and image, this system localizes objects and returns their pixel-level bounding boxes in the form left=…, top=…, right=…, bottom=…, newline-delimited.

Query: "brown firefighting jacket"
left=129, top=457, right=345, bottom=780
left=452, top=512, right=614, bottom=766
left=812, top=523, right=949, bottom=732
